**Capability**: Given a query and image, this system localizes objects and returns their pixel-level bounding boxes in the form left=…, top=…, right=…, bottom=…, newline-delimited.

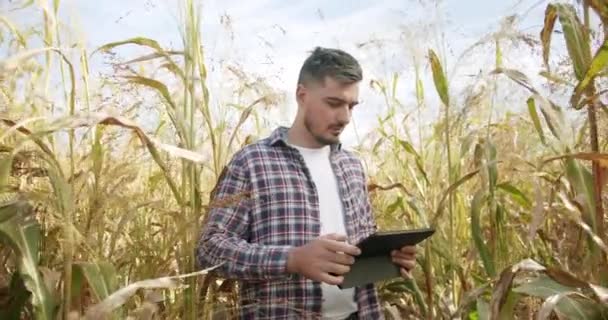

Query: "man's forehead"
left=320, top=78, right=358, bottom=97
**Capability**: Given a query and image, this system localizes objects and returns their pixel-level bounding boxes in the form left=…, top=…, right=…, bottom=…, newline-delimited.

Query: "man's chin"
left=316, top=134, right=340, bottom=146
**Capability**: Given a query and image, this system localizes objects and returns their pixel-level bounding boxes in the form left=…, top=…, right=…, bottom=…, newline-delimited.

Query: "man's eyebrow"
left=325, top=96, right=359, bottom=106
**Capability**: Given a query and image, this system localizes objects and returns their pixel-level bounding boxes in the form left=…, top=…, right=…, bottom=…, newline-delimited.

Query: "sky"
left=6, top=0, right=562, bottom=148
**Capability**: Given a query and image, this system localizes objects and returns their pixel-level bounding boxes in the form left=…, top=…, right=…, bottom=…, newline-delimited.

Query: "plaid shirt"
left=196, top=126, right=384, bottom=319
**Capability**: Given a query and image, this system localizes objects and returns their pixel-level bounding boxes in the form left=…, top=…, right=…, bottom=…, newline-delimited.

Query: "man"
left=196, top=47, right=417, bottom=319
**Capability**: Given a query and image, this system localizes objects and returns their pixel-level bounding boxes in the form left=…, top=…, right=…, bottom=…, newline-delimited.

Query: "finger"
left=319, top=272, right=344, bottom=286
left=400, top=267, right=413, bottom=279
left=324, top=240, right=361, bottom=256
left=328, top=252, right=355, bottom=265
left=392, top=258, right=416, bottom=271
left=323, top=233, right=348, bottom=242
left=324, top=262, right=351, bottom=275
left=399, top=245, right=417, bottom=254
left=391, top=251, right=416, bottom=260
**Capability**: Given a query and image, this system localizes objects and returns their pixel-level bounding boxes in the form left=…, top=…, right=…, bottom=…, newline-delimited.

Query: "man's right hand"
left=286, top=233, right=361, bottom=285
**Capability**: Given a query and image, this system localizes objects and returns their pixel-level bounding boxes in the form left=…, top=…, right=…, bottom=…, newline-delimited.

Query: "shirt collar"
left=268, top=126, right=342, bottom=151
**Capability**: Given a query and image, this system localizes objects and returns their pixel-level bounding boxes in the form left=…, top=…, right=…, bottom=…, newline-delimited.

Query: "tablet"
left=356, top=227, right=435, bottom=258
left=338, top=227, right=435, bottom=289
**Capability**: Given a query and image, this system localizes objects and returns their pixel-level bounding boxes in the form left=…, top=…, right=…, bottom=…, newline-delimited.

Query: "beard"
left=303, top=114, right=341, bottom=146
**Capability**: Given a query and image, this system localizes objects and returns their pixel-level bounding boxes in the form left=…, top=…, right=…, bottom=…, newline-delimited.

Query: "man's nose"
left=336, top=106, right=351, bottom=125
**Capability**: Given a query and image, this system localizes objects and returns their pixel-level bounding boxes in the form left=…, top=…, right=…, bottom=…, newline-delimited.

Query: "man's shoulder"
left=226, top=135, right=282, bottom=165
left=335, top=147, right=364, bottom=167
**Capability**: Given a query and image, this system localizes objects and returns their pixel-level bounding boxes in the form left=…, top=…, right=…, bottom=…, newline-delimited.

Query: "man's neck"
left=287, top=124, right=324, bottom=149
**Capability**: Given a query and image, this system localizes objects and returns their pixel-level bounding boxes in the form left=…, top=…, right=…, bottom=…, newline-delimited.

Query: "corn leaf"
left=563, top=158, right=596, bottom=228
left=475, top=298, right=490, bottom=320
left=486, top=141, right=498, bottom=192
left=526, top=97, right=546, bottom=145
left=0, top=152, right=13, bottom=190
left=571, top=40, right=608, bottom=108
left=0, top=200, right=57, bottom=320
left=537, top=292, right=588, bottom=320
left=550, top=4, right=591, bottom=80
left=490, top=259, right=546, bottom=320
left=497, top=182, right=532, bottom=208
left=83, top=266, right=220, bottom=320
left=428, top=49, right=449, bottom=107
left=432, top=168, right=480, bottom=223
left=72, top=262, right=119, bottom=302
left=540, top=4, right=558, bottom=68
left=514, top=275, right=604, bottom=319
left=123, top=75, right=187, bottom=142
left=543, top=152, right=608, bottom=168
left=497, top=292, right=520, bottom=320
left=471, top=190, right=495, bottom=278
left=493, top=69, right=567, bottom=144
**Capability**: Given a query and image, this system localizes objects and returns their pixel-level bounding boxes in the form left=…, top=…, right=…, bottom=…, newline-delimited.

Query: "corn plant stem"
left=444, top=94, right=456, bottom=308
left=47, top=1, right=76, bottom=317
left=414, top=61, right=424, bottom=161
left=182, top=1, right=200, bottom=318
left=582, top=1, right=607, bottom=285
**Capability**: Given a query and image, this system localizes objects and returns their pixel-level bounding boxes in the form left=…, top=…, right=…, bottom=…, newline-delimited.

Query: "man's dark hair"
left=297, top=46, right=362, bottom=86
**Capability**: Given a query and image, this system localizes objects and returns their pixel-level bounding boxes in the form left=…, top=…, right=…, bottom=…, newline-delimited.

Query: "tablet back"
left=357, top=227, right=435, bottom=258
left=338, top=227, right=435, bottom=289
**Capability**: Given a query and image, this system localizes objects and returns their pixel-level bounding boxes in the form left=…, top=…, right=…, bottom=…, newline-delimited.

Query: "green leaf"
left=542, top=4, right=592, bottom=81
left=571, top=39, right=608, bottom=108
left=476, top=298, right=490, bottom=320
left=0, top=201, right=57, bottom=320
left=564, top=157, right=596, bottom=229
left=92, top=125, right=104, bottom=178
left=497, top=182, right=532, bottom=208
left=122, top=75, right=187, bottom=143
left=391, top=72, right=399, bottom=98
left=498, top=292, right=521, bottom=320
left=471, top=190, right=495, bottom=277
left=428, top=49, right=449, bottom=107
left=526, top=97, right=546, bottom=144
left=385, top=196, right=403, bottom=215
left=432, top=169, right=480, bottom=223
left=514, top=275, right=605, bottom=319
left=398, top=139, right=420, bottom=158
left=72, top=261, right=119, bottom=302
left=485, top=141, right=498, bottom=192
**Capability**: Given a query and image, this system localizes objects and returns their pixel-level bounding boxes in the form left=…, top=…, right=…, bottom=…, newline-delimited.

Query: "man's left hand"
left=391, top=245, right=417, bottom=278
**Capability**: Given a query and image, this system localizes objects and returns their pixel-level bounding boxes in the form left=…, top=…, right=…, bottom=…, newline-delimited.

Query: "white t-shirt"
left=290, top=144, right=358, bottom=320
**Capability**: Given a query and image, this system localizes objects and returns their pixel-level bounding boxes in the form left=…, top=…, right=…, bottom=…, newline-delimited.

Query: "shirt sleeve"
left=196, top=152, right=293, bottom=281
left=359, top=159, right=379, bottom=233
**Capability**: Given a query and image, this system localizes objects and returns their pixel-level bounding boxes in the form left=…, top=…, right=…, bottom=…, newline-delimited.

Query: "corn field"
left=1, top=0, right=608, bottom=319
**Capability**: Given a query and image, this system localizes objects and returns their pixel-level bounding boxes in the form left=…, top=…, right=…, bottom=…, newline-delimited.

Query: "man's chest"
left=246, top=151, right=374, bottom=246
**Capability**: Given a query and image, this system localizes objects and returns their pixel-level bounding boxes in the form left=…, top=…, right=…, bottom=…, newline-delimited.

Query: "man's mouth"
left=329, top=126, right=343, bottom=135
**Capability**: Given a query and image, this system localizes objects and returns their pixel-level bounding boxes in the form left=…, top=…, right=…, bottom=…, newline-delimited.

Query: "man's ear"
left=295, top=84, right=306, bottom=105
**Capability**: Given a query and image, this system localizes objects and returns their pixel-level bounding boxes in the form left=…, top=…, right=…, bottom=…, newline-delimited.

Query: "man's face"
left=296, top=76, right=360, bottom=146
